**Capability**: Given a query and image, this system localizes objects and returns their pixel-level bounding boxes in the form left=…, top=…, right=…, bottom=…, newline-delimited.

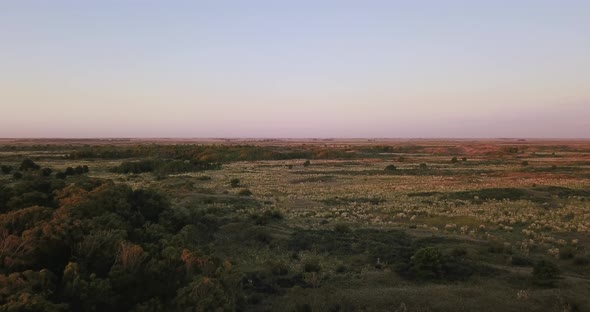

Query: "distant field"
left=1, top=139, right=589, bottom=311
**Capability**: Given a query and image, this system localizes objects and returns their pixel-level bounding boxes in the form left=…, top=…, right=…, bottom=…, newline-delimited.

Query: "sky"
left=0, top=0, right=589, bottom=138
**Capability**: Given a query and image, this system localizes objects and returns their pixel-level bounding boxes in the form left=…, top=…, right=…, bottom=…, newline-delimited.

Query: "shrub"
left=254, top=230, right=272, bottom=244
left=19, top=159, right=40, bottom=171
left=303, top=160, right=311, bottom=167
left=230, top=178, right=240, bottom=188
left=451, top=157, right=458, bottom=163
left=411, top=247, right=444, bottom=279
left=462, top=157, right=467, bottom=162
left=384, top=164, right=397, bottom=171
left=450, top=247, right=467, bottom=258
left=559, top=247, right=575, bottom=260
left=419, top=163, right=427, bottom=169
left=287, top=165, right=293, bottom=169
left=334, top=223, right=351, bottom=233
left=238, top=189, right=252, bottom=196
left=1, top=165, right=13, bottom=174
left=511, top=254, right=532, bottom=266
left=487, top=241, right=508, bottom=254
left=573, top=255, right=589, bottom=266
left=247, top=294, right=263, bottom=305
left=304, top=261, right=321, bottom=273
left=65, top=167, right=75, bottom=176
left=268, top=261, right=289, bottom=276
left=521, top=160, right=529, bottom=166
left=13, top=172, right=23, bottom=180
left=295, top=304, right=312, bottom=312
left=41, top=168, right=53, bottom=177
left=532, top=260, right=560, bottom=286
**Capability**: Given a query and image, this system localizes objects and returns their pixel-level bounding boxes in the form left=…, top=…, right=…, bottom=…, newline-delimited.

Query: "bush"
left=419, top=163, right=428, bottom=170
left=532, top=260, right=560, bottom=286
left=65, top=167, right=75, bottom=176
left=411, top=247, right=445, bottom=279
left=304, top=261, right=321, bottom=273
left=238, top=189, right=252, bottom=196
left=450, top=247, right=467, bottom=258
left=230, top=178, right=240, bottom=188
left=41, top=168, right=53, bottom=177
left=303, top=160, right=311, bottom=167
left=1, top=165, right=13, bottom=174
left=462, top=157, right=467, bottom=162
left=384, top=165, right=397, bottom=171
left=451, top=157, right=458, bottom=163
left=511, top=254, right=532, bottom=266
left=13, top=172, right=23, bottom=180
left=573, top=255, right=589, bottom=266
left=19, top=159, right=40, bottom=171
left=521, top=160, right=529, bottom=166
left=334, top=223, right=351, bottom=233
left=268, top=261, right=289, bottom=276
left=559, top=247, right=575, bottom=260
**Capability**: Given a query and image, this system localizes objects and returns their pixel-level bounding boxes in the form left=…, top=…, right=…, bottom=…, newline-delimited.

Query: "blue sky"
left=1, top=0, right=589, bottom=138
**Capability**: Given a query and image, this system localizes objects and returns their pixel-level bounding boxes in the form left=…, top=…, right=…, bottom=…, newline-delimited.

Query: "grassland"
left=1, top=139, right=589, bottom=311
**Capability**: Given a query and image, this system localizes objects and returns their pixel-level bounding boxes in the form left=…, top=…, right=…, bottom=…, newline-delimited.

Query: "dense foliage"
left=111, top=159, right=221, bottom=175
left=0, top=169, right=242, bottom=311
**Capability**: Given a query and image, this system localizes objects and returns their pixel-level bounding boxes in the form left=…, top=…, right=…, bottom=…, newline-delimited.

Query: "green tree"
left=19, top=159, right=40, bottom=171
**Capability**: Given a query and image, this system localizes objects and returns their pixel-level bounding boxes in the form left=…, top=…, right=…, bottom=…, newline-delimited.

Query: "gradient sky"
left=1, top=0, right=589, bottom=138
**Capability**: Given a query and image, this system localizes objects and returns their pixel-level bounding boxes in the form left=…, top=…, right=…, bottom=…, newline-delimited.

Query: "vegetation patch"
left=409, top=186, right=590, bottom=203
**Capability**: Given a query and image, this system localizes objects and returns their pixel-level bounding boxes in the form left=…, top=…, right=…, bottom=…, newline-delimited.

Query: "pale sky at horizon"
left=1, top=0, right=589, bottom=138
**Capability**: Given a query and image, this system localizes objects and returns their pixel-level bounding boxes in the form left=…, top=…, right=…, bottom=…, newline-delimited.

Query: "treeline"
left=1, top=159, right=89, bottom=181
left=67, top=145, right=359, bottom=162
left=0, top=168, right=243, bottom=311
left=111, top=159, right=222, bottom=175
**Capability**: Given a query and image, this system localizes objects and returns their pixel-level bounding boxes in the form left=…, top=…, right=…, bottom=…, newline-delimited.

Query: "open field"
left=1, top=139, right=589, bottom=311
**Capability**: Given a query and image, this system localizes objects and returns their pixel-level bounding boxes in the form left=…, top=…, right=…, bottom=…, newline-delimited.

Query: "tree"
left=65, top=167, right=75, bottom=176
left=41, top=168, right=53, bottom=177
left=19, top=159, right=40, bottom=171
left=74, top=166, right=85, bottom=175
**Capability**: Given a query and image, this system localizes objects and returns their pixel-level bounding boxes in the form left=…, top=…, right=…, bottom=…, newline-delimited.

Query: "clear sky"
left=1, top=0, right=589, bottom=138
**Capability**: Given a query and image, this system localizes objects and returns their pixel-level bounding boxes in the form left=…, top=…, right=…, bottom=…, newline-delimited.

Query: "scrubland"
left=1, top=139, right=589, bottom=311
